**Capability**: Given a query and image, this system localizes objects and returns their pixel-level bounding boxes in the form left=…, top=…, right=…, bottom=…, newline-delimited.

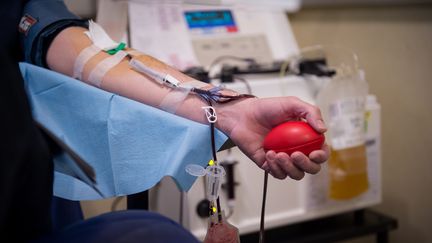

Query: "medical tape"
left=129, top=57, right=211, bottom=114
left=159, top=80, right=209, bottom=114
left=73, top=44, right=102, bottom=80
left=86, top=20, right=118, bottom=51
left=87, top=50, right=128, bottom=87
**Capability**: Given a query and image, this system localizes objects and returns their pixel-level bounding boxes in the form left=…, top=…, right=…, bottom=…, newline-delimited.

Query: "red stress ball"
left=263, top=121, right=325, bottom=156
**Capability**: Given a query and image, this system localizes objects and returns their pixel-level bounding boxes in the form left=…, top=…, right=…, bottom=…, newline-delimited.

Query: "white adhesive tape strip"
left=87, top=51, right=128, bottom=87
left=159, top=88, right=192, bottom=114
left=86, top=20, right=118, bottom=51
left=73, top=44, right=101, bottom=80
left=181, top=80, right=209, bottom=91
left=159, top=80, right=209, bottom=114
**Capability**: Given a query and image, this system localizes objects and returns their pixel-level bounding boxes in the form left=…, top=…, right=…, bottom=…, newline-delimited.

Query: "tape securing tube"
left=87, top=50, right=128, bottom=87
left=73, top=44, right=101, bottom=80
left=159, top=80, right=208, bottom=114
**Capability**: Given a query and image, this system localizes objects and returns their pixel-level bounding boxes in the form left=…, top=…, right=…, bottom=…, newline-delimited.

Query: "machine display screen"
left=184, top=10, right=237, bottom=32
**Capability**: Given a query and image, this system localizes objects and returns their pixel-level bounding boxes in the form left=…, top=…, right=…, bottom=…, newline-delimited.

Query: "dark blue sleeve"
left=19, top=0, right=89, bottom=67
left=34, top=211, right=200, bottom=243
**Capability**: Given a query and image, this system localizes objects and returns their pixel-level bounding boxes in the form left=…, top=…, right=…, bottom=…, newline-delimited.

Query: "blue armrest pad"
left=20, top=63, right=228, bottom=200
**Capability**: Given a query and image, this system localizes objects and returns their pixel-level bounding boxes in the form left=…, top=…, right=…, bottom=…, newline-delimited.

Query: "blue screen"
left=184, top=10, right=236, bottom=29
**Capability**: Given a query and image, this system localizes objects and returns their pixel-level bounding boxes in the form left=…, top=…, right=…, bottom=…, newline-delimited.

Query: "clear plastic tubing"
left=206, top=165, right=226, bottom=201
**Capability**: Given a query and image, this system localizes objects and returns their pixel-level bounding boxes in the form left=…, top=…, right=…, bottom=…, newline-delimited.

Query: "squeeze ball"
left=263, top=121, right=325, bottom=156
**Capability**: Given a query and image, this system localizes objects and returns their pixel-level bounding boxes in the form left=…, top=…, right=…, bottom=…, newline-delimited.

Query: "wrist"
left=214, top=94, right=257, bottom=136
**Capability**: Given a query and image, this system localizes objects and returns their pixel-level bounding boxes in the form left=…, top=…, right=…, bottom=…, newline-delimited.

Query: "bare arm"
left=46, top=27, right=215, bottom=124
left=46, top=26, right=329, bottom=180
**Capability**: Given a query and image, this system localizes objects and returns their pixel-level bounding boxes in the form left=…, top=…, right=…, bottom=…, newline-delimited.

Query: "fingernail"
left=317, top=119, right=327, bottom=131
left=267, top=151, right=276, bottom=160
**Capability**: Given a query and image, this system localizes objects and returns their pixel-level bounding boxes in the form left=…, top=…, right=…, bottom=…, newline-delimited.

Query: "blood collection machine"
left=96, top=0, right=382, bottom=240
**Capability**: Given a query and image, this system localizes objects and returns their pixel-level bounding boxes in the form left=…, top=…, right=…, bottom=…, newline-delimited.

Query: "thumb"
left=306, top=115, right=327, bottom=134
left=287, top=98, right=327, bottom=133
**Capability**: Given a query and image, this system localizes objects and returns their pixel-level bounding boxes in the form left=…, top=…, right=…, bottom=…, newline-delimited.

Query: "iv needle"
left=259, top=172, right=269, bottom=243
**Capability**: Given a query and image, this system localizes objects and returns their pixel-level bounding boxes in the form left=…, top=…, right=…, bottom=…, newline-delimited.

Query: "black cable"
left=216, top=194, right=223, bottom=222
left=203, top=98, right=223, bottom=223
left=210, top=122, right=218, bottom=162
left=210, top=114, right=223, bottom=222
left=233, top=76, right=252, bottom=95
left=197, top=89, right=256, bottom=223
left=259, top=172, right=269, bottom=243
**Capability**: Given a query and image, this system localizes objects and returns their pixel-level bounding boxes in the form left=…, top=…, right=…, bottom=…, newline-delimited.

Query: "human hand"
left=44, top=26, right=328, bottom=181
left=217, top=96, right=329, bottom=180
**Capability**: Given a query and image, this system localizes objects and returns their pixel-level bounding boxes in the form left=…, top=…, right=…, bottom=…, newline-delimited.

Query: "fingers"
left=275, top=152, right=305, bottom=180
left=263, top=146, right=329, bottom=180
left=283, top=97, right=327, bottom=133
left=267, top=158, right=288, bottom=179
left=264, top=151, right=305, bottom=180
left=309, top=143, right=330, bottom=164
left=300, top=105, right=327, bottom=133
left=291, top=152, right=321, bottom=175
left=261, top=152, right=286, bottom=179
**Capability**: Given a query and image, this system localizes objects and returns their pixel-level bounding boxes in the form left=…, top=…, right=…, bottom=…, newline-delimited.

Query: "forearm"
left=46, top=27, right=244, bottom=134
left=46, top=27, right=330, bottom=179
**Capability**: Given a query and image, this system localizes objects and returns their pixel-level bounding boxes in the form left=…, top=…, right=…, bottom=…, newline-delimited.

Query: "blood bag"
left=315, top=46, right=370, bottom=200
left=203, top=211, right=240, bottom=243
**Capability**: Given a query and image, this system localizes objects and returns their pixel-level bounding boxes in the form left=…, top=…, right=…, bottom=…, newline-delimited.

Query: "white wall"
left=64, top=0, right=97, bottom=18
